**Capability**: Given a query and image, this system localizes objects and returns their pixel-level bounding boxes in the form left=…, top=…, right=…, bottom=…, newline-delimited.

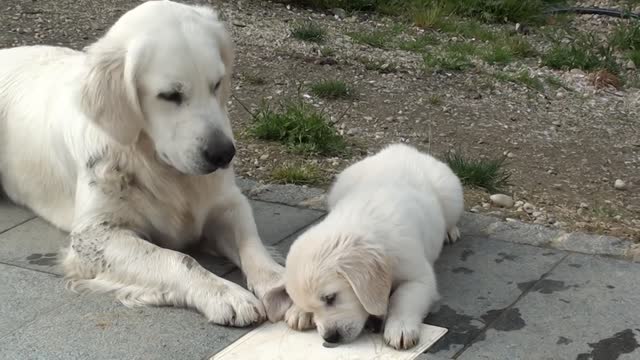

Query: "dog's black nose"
left=202, top=133, right=235, bottom=169
left=323, top=331, right=341, bottom=344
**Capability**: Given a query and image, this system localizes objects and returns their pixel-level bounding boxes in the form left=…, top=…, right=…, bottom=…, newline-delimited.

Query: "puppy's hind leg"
left=383, top=265, right=439, bottom=350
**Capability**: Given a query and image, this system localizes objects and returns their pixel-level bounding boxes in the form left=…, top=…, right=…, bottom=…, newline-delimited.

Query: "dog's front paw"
left=285, top=304, right=315, bottom=331
left=383, top=318, right=421, bottom=350
left=446, top=226, right=460, bottom=245
left=196, top=281, right=266, bottom=327
left=247, top=264, right=296, bottom=322
left=247, top=264, right=284, bottom=300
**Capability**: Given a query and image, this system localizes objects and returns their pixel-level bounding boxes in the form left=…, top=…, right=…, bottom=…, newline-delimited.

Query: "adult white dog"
left=280, top=143, right=464, bottom=349
left=0, top=0, right=290, bottom=326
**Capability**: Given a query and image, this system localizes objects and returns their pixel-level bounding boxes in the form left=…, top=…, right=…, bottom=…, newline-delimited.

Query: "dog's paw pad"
left=26, top=252, right=58, bottom=266
left=383, top=320, right=420, bottom=350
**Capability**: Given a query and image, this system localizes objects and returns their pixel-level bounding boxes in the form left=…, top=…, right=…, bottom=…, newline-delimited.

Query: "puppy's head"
left=285, top=228, right=392, bottom=344
left=81, top=1, right=236, bottom=175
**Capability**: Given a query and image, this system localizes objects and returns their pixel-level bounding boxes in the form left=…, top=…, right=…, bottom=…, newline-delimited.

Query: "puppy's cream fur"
left=283, top=143, right=464, bottom=349
left=0, top=0, right=288, bottom=326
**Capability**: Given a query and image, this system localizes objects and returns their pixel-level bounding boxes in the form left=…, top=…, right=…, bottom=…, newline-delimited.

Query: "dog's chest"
left=127, top=170, right=212, bottom=250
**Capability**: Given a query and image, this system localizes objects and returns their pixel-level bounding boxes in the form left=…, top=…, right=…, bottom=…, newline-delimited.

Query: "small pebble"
left=514, top=200, right=524, bottom=207
left=626, top=59, right=636, bottom=70
left=523, top=202, right=535, bottom=214
left=614, top=179, right=627, bottom=190
left=490, top=194, right=514, bottom=208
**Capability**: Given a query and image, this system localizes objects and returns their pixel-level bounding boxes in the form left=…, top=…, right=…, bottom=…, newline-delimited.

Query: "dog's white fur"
left=0, top=0, right=290, bottom=326
left=282, top=143, right=464, bottom=349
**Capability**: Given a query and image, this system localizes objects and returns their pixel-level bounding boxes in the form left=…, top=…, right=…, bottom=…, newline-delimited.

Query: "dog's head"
left=284, top=228, right=392, bottom=344
left=81, top=1, right=235, bottom=175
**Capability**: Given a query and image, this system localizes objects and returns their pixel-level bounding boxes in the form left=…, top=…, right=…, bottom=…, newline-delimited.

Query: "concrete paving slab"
left=456, top=253, right=640, bottom=360
left=0, top=218, right=67, bottom=275
left=0, top=201, right=35, bottom=234
left=251, top=200, right=324, bottom=247
left=0, top=292, right=252, bottom=360
left=425, top=236, right=567, bottom=358
left=0, top=264, right=73, bottom=339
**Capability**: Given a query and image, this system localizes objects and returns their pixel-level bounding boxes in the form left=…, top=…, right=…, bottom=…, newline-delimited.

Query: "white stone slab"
left=212, top=322, right=447, bottom=360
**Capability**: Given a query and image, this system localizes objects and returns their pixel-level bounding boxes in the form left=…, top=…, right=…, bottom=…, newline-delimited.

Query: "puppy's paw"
left=446, top=226, right=460, bottom=245
left=383, top=318, right=420, bottom=350
left=196, top=281, right=266, bottom=327
left=285, top=304, right=315, bottom=331
left=247, top=265, right=293, bottom=322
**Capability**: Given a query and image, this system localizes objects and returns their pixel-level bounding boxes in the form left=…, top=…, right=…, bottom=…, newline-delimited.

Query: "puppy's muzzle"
left=323, top=331, right=342, bottom=344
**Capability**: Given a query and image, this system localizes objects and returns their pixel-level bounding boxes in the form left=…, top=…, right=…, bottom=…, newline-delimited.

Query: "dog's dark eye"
left=158, top=91, right=183, bottom=105
left=210, top=80, right=222, bottom=94
left=322, top=293, right=337, bottom=306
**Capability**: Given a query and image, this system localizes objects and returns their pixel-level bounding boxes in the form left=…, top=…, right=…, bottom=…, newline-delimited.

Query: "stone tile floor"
left=1, top=198, right=639, bottom=360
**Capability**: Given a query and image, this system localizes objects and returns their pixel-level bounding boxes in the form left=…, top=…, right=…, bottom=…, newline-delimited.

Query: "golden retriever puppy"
left=282, top=143, right=463, bottom=349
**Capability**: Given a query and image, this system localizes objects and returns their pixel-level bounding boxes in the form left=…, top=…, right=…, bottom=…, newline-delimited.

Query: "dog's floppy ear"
left=81, top=37, right=147, bottom=145
left=192, top=6, right=235, bottom=108
left=337, top=238, right=392, bottom=316
left=262, top=283, right=293, bottom=323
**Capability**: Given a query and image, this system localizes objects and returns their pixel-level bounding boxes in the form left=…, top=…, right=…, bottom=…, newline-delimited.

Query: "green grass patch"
left=398, top=33, right=439, bottom=52
left=349, top=30, right=392, bottom=48
left=541, top=34, right=619, bottom=74
left=495, top=70, right=544, bottom=92
left=438, top=18, right=497, bottom=41
left=250, top=101, right=346, bottom=156
left=349, top=25, right=404, bottom=49
left=272, top=163, right=322, bottom=185
left=424, top=42, right=479, bottom=70
left=291, top=21, right=326, bottom=43
left=320, top=47, right=336, bottom=57
left=481, top=35, right=537, bottom=64
left=611, top=22, right=640, bottom=50
left=628, top=49, right=640, bottom=67
left=544, top=75, right=573, bottom=91
left=360, top=57, right=399, bottom=73
left=444, top=152, right=511, bottom=193
left=285, top=0, right=565, bottom=25
left=428, top=94, right=443, bottom=105
left=310, top=80, right=353, bottom=99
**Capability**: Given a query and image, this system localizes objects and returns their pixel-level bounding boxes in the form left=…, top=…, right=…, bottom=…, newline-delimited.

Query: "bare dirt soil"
left=1, top=0, right=638, bottom=240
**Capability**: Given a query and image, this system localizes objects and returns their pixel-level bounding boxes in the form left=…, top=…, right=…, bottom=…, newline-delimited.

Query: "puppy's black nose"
left=202, top=133, right=235, bottom=169
left=323, top=331, right=341, bottom=344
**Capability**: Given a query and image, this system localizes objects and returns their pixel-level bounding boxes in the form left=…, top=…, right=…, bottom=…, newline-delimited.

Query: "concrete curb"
left=237, top=177, right=640, bottom=263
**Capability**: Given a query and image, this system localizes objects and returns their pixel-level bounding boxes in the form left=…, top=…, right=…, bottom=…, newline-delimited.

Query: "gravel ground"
left=1, top=0, right=638, bottom=241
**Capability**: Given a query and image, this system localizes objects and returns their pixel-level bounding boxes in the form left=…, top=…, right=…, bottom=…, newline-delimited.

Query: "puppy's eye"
left=210, top=80, right=222, bottom=94
left=158, top=91, right=183, bottom=105
left=322, top=293, right=337, bottom=306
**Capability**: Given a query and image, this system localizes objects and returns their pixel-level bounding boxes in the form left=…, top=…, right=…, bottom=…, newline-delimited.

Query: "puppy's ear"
left=337, top=239, right=392, bottom=316
left=81, top=37, right=147, bottom=145
left=262, top=283, right=293, bottom=323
